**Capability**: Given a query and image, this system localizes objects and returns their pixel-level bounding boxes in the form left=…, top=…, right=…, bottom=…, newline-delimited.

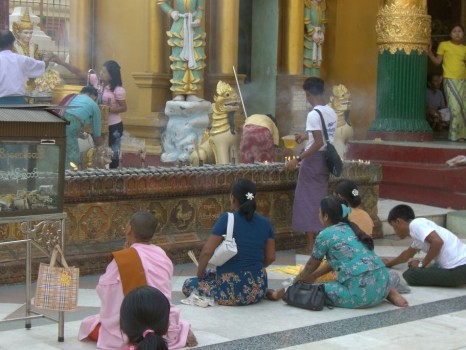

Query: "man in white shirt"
left=384, top=204, right=466, bottom=287
left=285, top=77, right=338, bottom=254
left=0, top=30, right=49, bottom=104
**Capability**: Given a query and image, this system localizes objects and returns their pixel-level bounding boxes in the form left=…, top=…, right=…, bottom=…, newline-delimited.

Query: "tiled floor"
left=1, top=200, right=465, bottom=350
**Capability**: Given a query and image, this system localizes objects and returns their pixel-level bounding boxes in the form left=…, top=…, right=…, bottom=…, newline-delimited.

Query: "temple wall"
left=324, top=0, right=384, bottom=139
left=0, top=163, right=381, bottom=284
left=93, top=0, right=152, bottom=114
left=86, top=0, right=386, bottom=144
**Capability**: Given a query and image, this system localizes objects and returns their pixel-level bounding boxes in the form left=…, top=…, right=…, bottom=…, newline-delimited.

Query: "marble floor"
left=0, top=199, right=465, bottom=350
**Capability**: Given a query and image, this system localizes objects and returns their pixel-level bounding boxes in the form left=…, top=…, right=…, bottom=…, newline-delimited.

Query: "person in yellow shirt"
left=428, top=24, right=466, bottom=141
left=240, top=114, right=279, bottom=163
left=334, top=179, right=374, bottom=237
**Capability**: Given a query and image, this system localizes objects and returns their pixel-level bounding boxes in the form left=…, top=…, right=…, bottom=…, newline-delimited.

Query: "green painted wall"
left=242, top=0, right=279, bottom=117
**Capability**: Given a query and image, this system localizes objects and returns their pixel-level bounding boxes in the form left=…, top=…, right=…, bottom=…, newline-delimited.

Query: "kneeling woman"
left=296, top=196, right=407, bottom=308
left=183, top=179, right=278, bottom=306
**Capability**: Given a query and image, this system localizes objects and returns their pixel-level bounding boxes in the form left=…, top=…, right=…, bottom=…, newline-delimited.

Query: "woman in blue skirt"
left=182, top=179, right=282, bottom=306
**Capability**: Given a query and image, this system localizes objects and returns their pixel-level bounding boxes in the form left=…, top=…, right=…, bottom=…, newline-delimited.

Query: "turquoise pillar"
left=243, top=0, right=279, bottom=116
left=369, top=1, right=432, bottom=140
left=370, top=50, right=431, bottom=132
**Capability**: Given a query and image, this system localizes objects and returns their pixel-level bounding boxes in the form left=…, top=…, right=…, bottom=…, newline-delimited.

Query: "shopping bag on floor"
left=35, top=245, right=79, bottom=311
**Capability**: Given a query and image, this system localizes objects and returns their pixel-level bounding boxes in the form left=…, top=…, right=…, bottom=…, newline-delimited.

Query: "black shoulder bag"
left=282, top=281, right=326, bottom=311
left=315, top=109, right=343, bottom=177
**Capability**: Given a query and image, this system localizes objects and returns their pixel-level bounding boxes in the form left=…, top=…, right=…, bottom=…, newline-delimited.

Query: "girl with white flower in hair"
left=335, top=179, right=374, bottom=237
left=182, top=178, right=283, bottom=305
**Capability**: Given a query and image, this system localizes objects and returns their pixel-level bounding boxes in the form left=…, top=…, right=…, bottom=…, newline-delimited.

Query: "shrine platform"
left=0, top=200, right=465, bottom=349
left=347, top=139, right=466, bottom=209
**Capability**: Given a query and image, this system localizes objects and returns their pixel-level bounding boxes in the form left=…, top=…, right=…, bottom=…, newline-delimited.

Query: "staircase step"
left=447, top=210, right=466, bottom=238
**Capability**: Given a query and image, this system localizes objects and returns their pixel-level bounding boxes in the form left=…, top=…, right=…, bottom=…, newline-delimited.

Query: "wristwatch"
left=296, top=155, right=302, bottom=162
left=418, top=262, right=424, bottom=268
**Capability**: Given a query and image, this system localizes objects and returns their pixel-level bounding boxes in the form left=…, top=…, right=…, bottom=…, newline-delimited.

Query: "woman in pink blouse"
left=90, top=60, right=127, bottom=168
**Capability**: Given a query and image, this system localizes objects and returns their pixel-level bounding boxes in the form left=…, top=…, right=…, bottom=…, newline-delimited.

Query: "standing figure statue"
left=12, top=8, right=39, bottom=59
left=158, top=0, right=206, bottom=102
left=304, top=0, right=326, bottom=77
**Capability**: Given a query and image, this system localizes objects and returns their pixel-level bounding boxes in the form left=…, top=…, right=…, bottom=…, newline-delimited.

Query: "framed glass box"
left=0, top=107, right=66, bottom=217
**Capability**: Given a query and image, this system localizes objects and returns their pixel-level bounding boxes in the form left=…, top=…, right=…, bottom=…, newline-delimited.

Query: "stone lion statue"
left=329, top=84, right=352, bottom=159
left=189, top=81, right=241, bottom=165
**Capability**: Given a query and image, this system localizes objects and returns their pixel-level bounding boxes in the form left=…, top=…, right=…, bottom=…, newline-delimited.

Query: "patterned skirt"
left=182, top=268, right=268, bottom=306
left=240, top=125, right=276, bottom=163
left=323, top=268, right=390, bottom=309
left=444, top=78, right=466, bottom=141
left=64, top=113, right=83, bottom=169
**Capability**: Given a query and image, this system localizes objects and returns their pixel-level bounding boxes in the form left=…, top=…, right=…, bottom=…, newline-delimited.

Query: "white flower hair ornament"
left=246, top=192, right=255, bottom=200
left=351, top=189, right=359, bottom=197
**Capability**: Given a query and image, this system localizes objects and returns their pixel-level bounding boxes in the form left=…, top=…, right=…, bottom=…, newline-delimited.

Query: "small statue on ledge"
left=11, top=7, right=39, bottom=59
left=157, top=0, right=206, bottom=102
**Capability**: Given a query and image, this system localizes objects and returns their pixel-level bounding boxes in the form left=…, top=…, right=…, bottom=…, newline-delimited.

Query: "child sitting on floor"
left=120, top=286, right=170, bottom=350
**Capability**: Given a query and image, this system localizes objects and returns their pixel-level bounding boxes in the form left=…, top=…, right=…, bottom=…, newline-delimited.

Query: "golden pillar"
left=205, top=0, right=244, bottom=102
left=280, top=0, right=304, bottom=75
left=69, top=0, right=92, bottom=78
left=129, top=0, right=172, bottom=156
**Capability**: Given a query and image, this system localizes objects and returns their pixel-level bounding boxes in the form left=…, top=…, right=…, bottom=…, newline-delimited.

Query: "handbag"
left=315, top=109, right=343, bottom=177
left=35, top=245, right=79, bottom=311
left=282, top=281, right=326, bottom=311
left=208, top=213, right=238, bottom=267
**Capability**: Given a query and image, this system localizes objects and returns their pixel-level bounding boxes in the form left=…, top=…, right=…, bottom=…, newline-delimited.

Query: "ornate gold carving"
left=198, top=198, right=222, bottom=229
left=81, top=206, right=109, bottom=240
left=171, top=200, right=195, bottom=231
left=376, top=1, right=431, bottom=54
left=148, top=202, right=168, bottom=234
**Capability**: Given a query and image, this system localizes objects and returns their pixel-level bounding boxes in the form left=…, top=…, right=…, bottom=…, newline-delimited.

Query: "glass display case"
left=0, top=107, right=66, bottom=217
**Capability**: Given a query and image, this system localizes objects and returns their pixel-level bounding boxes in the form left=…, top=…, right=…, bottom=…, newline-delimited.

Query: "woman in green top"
left=296, top=196, right=408, bottom=308
left=428, top=24, right=466, bottom=141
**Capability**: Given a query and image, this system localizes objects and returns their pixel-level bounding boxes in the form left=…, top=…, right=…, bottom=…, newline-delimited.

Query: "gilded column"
left=205, top=0, right=241, bottom=101
left=369, top=0, right=432, bottom=140
left=210, top=0, right=239, bottom=74
left=149, top=0, right=169, bottom=74
left=69, top=0, right=92, bottom=72
left=281, top=0, right=304, bottom=75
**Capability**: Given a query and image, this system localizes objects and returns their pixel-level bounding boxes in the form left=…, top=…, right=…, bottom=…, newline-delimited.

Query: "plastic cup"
left=282, top=135, right=297, bottom=149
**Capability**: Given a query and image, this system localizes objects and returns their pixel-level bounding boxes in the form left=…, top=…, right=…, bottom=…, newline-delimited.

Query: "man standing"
left=78, top=211, right=197, bottom=349
left=0, top=30, right=49, bottom=104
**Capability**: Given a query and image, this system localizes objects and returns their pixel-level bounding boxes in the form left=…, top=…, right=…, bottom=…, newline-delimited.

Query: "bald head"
left=130, top=211, right=158, bottom=242
left=0, top=30, right=15, bottom=50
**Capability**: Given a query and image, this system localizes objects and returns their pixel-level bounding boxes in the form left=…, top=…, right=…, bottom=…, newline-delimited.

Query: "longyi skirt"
left=292, top=151, right=329, bottom=233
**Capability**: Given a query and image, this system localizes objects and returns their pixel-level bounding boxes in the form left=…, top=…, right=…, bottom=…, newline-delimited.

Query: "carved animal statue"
left=329, top=84, right=352, bottom=159
left=81, top=146, right=113, bottom=169
left=190, top=81, right=241, bottom=165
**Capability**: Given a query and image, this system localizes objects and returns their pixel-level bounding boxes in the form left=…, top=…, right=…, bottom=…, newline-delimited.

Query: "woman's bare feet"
left=186, top=329, right=198, bottom=347
left=387, top=288, right=409, bottom=307
left=265, top=288, right=285, bottom=301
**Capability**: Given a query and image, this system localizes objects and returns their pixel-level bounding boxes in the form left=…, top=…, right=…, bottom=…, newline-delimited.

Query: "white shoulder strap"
left=225, top=212, right=234, bottom=241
